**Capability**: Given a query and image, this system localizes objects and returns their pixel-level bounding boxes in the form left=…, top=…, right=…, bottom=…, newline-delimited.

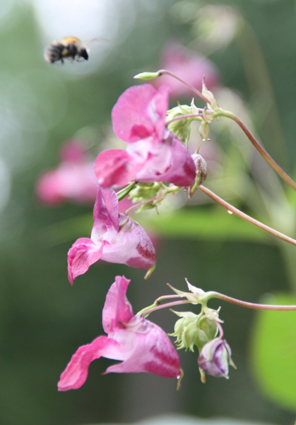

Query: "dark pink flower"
left=36, top=140, right=97, bottom=205
left=94, top=84, right=196, bottom=188
left=154, top=42, right=220, bottom=98
left=67, top=187, right=156, bottom=284
left=58, top=276, right=181, bottom=391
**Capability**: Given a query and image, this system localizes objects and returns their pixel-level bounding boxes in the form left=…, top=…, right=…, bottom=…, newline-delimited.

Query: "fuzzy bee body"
left=44, top=36, right=89, bottom=64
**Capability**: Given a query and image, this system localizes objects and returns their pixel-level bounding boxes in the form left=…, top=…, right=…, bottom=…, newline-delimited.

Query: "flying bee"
left=44, top=36, right=92, bottom=64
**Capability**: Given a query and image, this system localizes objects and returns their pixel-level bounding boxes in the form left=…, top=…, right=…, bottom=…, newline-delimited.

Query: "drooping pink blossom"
left=154, top=42, right=220, bottom=98
left=58, top=276, right=181, bottom=391
left=67, top=187, right=156, bottom=284
left=36, top=140, right=97, bottom=205
left=94, top=84, right=196, bottom=188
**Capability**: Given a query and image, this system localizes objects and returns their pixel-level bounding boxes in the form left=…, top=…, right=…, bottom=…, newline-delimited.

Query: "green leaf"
left=250, top=293, right=296, bottom=412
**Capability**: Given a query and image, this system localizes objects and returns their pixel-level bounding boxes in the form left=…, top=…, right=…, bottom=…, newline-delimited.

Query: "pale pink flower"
left=67, top=187, right=156, bottom=284
left=36, top=140, right=97, bottom=205
left=154, top=42, right=220, bottom=98
left=58, top=276, right=181, bottom=391
left=94, top=84, right=196, bottom=188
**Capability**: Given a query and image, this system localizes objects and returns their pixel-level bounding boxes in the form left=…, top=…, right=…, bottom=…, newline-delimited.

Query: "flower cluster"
left=52, top=62, right=296, bottom=392
left=52, top=68, right=248, bottom=393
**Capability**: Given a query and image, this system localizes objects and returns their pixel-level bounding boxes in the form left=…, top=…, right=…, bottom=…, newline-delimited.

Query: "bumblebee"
left=44, top=36, right=89, bottom=64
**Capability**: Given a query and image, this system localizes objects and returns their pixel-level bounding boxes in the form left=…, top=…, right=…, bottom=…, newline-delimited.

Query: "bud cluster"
left=36, top=65, right=272, bottom=394
left=169, top=280, right=235, bottom=381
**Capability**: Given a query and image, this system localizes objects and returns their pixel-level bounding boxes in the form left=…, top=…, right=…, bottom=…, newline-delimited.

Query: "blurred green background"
left=1, top=0, right=296, bottom=424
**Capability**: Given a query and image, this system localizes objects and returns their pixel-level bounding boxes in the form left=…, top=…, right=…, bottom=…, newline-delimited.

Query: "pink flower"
left=58, top=276, right=181, bottom=391
left=67, top=187, right=156, bottom=284
left=36, top=140, right=97, bottom=205
left=94, top=84, right=196, bottom=188
left=154, top=42, right=220, bottom=98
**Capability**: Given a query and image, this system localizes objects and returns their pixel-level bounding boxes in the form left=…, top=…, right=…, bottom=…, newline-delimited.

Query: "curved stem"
left=215, top=109, right=296, bottom=191
left=153, top=294, right=182, bottom=306
left=198, top=185, right=296, bottom=247
left=117, top=182, right=136, bottom=202
left=210, top=291, right=296, bottom=311
left=158, top=69, right=209, bottom=103
left=125, top=196, right=156, bottom=215
left=140, top=299, right=190, bottom=317
left=166, top=113, right=203, bottom=127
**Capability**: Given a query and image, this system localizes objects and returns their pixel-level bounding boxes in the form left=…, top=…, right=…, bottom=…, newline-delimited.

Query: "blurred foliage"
left=1, top=1, right=296, bottom=425
left=251, top=293, right=296, bottom=413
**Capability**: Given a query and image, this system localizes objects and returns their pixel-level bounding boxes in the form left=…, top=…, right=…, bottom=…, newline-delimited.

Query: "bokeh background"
left=1, top=0, right=296, bottom=424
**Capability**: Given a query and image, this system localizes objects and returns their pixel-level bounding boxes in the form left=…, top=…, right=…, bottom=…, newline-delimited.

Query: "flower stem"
left=117, top=182, right=136, bottom=201
left=215, top=109, right=296, bottom=191
left=140, top=299, right=190, bottom=317
left=198, top=184, right=296, bottom=247
left=209, top=291, right=296, bottom=311
left=158, top=69, right=209, bottom=103
left=166, top=113, right=203, bottom=127
left=153, top=294, right=182, bottom=306
left=124, top=196, right=156, bottom=215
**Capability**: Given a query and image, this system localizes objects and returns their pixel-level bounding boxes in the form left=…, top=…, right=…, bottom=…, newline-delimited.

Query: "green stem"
left=117, top=182, right=137, bottom=201
left=215, top=109, right=296, bottom=191
left=198, top=185, right=296, bottom=247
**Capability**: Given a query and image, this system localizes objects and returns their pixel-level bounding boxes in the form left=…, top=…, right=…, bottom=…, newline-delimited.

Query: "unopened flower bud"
left=129, top=182, right=161, bottom=202
left=198, top=337, right=236, bottom=379
left=134, top=71, right=160, bottom=80
left=172, top=311, right=218, bottom=352
left=202, top=77, right=218, bottom=110
left=199, top=317, right=218, bottom=341
left=199, top=121, right=209, bottom=141
left=167, top=104, right=194, bottom=143
left=192, top=153, right=207, bottom=186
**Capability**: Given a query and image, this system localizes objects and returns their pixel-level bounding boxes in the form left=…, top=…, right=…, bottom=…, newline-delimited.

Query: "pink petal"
left=36, top=170, right=66, bottom=205
left=94, top=149, right=142, bottom=188
left=131, top=131, right=196, bottom=187
left=155, top=42, right=220, bottom=98
left=60, top=139, right=87, bottom=162
left=36, top=162, right=97, bottom=205
left=112, top=84, right=170, bottom=143
left=58, top=336, right=123, bottom=391
left=93, top=187, right=119, bottom=232
left=99, top=215, right=156, bottom=270
left=67, top=238, right=107, bottom=285
left=102, top=276, right=134, bottom=333
left=105, top=317, right=181, bottom=378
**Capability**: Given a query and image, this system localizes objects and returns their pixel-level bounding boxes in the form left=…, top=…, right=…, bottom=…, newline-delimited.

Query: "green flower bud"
left=134, top=71, right=160, bottom=80
left=171, top=312, right=201, bottom=351
left=199, top=121, right=209, bottom=141
left=129, top=183, right=161, bottom=202
left=171, top=311, right=218, bottom=352
left=202, top=78, right=218, bottom=110
left=199, top=317, right=218, bottom=341
left=167, top=103, right=201, bottom=143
